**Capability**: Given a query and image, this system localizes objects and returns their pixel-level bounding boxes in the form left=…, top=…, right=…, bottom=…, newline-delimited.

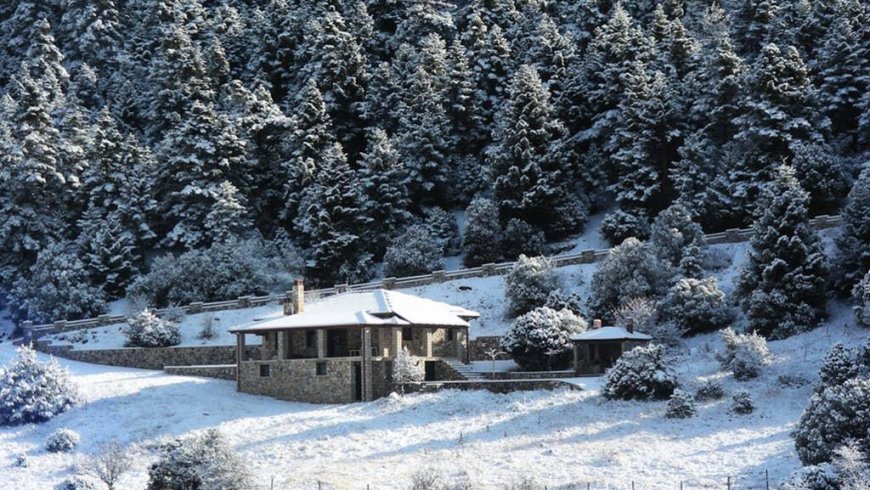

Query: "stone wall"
left=431, top=327, right=462, bottom=358
left=238, top=358, right=391, bottom=404
left=486, top=370, right=576, bottom=380
left=431, top=360, right=466, bottom=381
left=469, top=336, right=509, bottom=361
left=164, top=364, right=236, bottom=380
left=405, top=379, right=581, bottom=395
left=38, top=343, right=258, bottom=370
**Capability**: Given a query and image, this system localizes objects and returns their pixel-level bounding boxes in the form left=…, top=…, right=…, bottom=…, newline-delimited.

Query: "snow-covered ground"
left=3, top=309, right=867, bottom=489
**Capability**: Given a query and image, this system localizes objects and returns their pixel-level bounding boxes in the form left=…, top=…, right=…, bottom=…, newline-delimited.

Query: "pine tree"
left=790, top=142, right=848, bottom=215
left=297, top=143, right=372, bottom=286
left=725, top=43, right=828, bottom=223
left=77, top=208, right=139, bottom=298
left=465, top=21, right=513, bottom=147
left=395, top=68, right=453, bottom=205
left=734, top=165, right=828, bottom=339
left=489, top=65, right=587, bottom=238
left=461, top=197, right=502, bottom=267
left=293, top=9, right=368, bottom=156
left=609, top=62, right=680, bottom=230
left=358, top=129, right=412, bottom=259
left=0, top=69, right=68, bottom=270
left=283, top=80, right=338, bottom=227
left=833, top=169, right=870, bottom=294
left=155, top=101, right=250, bottom=249
left=650, top=203, right=705, bottom=268
left=59, top=0, right=122, bottom=71
left=818, top=343, right=858, bottom=391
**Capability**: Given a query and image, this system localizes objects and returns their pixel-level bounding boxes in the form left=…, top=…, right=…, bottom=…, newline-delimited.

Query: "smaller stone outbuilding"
left=571, top=320, right=652, bottom=375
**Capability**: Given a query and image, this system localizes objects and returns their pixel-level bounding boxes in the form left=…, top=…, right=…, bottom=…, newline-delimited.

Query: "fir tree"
left=59, top=0, right=122, bottom=71
left=833, top=169, right=870, bottom=294
left=358, top=129, right=412, bottom=259
left=461, top=197, right=503, bottom=267
left=77, top=208, right=139, bottom=298
left=725, top=43, right=828, bottom=223
left=297, top=143, right=372, bottom=286
left=489, top=65, right=587, bottom=238
left=734, top=165, right=828, bottom=339
left=155, top=101, right=250, bottom=249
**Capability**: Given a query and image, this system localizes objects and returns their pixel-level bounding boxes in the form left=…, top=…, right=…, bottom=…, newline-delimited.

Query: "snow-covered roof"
left=570, top=327, right=652, bottom=342
left=230, top=289, right=479, bottom=333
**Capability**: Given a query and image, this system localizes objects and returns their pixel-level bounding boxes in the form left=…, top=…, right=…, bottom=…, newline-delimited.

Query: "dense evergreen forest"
left=0, top=0, right=868, bottom=324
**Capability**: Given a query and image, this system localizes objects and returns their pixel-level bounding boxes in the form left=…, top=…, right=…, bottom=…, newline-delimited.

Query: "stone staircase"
left=442, top=358, right=488, bottom=381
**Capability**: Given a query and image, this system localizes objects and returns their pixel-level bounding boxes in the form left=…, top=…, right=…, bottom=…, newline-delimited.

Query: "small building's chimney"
left=293, top=279, right=305, bottom=314
left=593, top=319, right=602, bottom=329
left=626, top=318, right=634, bottom=333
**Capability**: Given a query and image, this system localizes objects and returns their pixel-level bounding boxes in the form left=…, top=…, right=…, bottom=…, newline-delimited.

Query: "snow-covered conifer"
left=602, top=344, right=678, bottom=400
left=659, top=277, right=734, bottom=335
left=505, top=255, right=560, bottom=316
left=10, top=242, right=106, bottom=324
left=793, top=377, right=870, bottom=465
left=500, top=219, right=546, bottom=261
left=834, top=170, right=870, bottom=295
left=588, top=238, right=670, bottom=320
left=650, top=204, right=705, bottom=268
left=383, top=225, right=444, bottom=278
left=665, top=390, right=697, bottom=419
left=817, top=344, right=858, bottom=391
left=0, top=346, right=80, bottom=426
left=147, top=429, right=253, bottom=490
left=734, top=165, right=828, bottom=338
left=461, top=197, right=502, bottom=267
left=77, top=209, right=139, bottom=298
left=358, top=129, right=411, bottom=259
left=730, top=390, right=755, bottom=415
left=500, top=307, right=586, bottom=371
left=423, top=207, right=460, bottom=254
left=392, top=347, right=424, bottom=394
left=853, top=271, right=870, bottom=328
left=490, top=65, right=586, bottom=239
left=695, top=380, right=725, bottom=401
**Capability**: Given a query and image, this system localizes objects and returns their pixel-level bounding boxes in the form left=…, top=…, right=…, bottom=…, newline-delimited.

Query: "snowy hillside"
left=2, top=304, right=867, bottom=489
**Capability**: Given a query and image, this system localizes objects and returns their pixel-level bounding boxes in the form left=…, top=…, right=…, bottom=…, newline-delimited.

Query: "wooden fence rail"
left=22, top=214, right=842, bottom=342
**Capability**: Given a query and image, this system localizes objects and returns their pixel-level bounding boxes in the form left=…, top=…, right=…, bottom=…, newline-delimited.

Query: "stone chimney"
left=593, top=319, right=602, bottom=329
left=626, top=318, right=635, bottom=333
left=292, top=279, right=305, bottom=314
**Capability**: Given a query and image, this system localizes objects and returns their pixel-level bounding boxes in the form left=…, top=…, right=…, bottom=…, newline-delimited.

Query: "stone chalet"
left=229, top=281, right=479, bottom=404
left=571, top=319, right=652, bottom=375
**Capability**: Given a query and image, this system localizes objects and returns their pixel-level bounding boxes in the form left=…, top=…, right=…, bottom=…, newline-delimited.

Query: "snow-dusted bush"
left=853, top=270, right=870, bottom=327
left=198, top=316, right=217, bottom=341
left=423, top=207, right=460, bottom=254
left=716, top=328, right=772, bottom=380
left=46, top=428, right=80, bottom=453
left=781, top=463, right=839, bottom=490
left=650, top=204, right=705, bottom=268
left=612, top=297, right=657, bottom=332
left=730, top=391, right=755, bottom=414
left=817, top=343, right=858, bottom=391
left=147, top=429, right=253, bottom=490
left=383, top=225, right=444, bottom=277
left=588, top=237, right=670, bottom=320
left=500, top=307, right=586, bottom=371
left=600, top=209, right=650, bottom=245
left=9, top=242, right=107, bottom=324
left=544, top=290, right=585, bottom=317
left=658, top=277, right=734, bottom=335
left=128, top=236, right=302, bottom=308
left=665, top=390, right=697, bottom=419
left=461, top=197, right=502, bottom=267
left=15, top=453, right=28, bottom=467
left=124, top=310, right=180, bottom=348
left=0, top=346, right=80, bottom=425
left=505, top=255, right=560, bottom=316
left=56, top=475, right=97, bottom=490
left=695, top=380, right=725, bottom=401
left=87, top=440, right=132, bottom=490
left=409, top=467, right=444, bottom=490
left=602, top=344, right=678, bottom=400
left=392, top=347, right=424, bottom=394
left=793, top=377, right=870, bottom=465
left=501, top=219, right=546, bottom=260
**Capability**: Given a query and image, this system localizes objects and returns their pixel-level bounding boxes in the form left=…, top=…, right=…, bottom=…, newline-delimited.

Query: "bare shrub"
left=86, top=440, right=132, bottom=490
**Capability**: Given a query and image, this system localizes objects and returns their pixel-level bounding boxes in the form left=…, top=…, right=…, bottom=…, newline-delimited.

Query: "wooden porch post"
left=316, top=328, right=326, bottom=358
left=235, top=333, right=245, bottom=391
